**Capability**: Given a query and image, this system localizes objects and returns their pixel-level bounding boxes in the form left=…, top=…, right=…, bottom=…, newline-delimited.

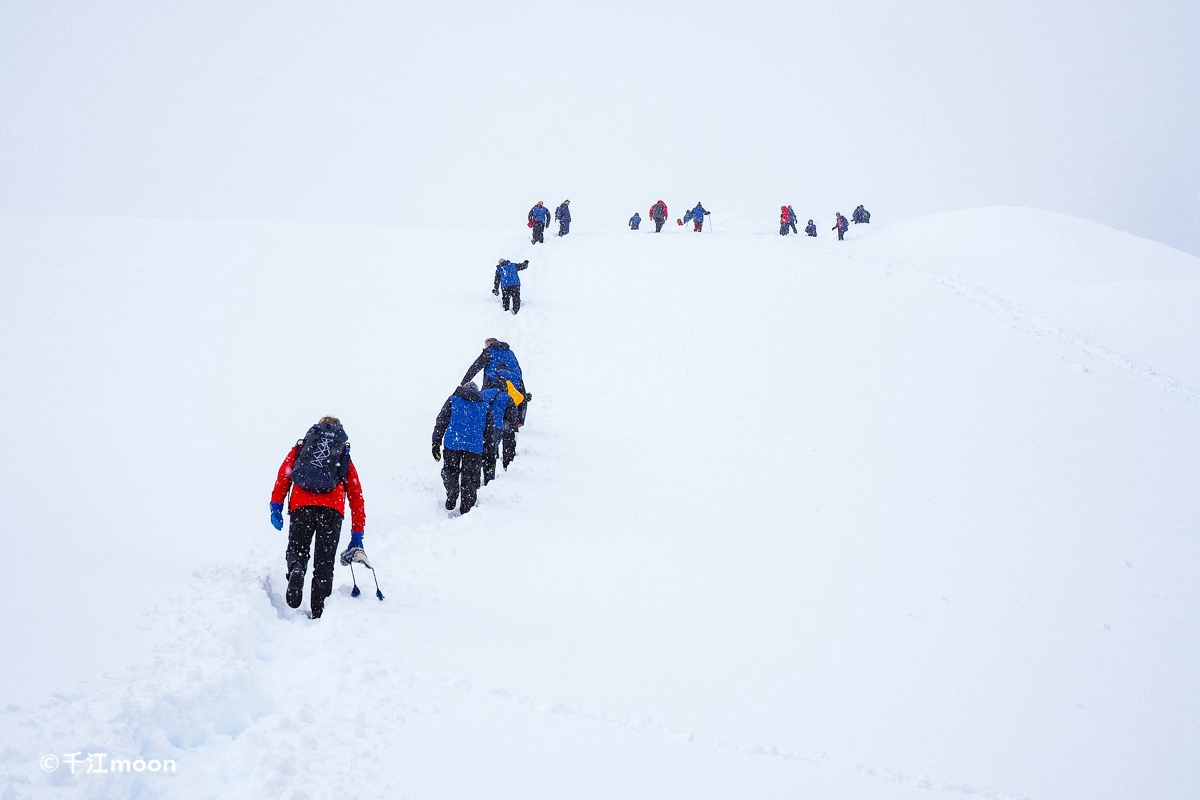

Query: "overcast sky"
left=1, top=0, right=1197, bottom=254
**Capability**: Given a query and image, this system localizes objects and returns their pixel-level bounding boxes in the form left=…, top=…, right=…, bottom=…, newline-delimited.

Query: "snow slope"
left=1, top=209, right=1197, bottom=799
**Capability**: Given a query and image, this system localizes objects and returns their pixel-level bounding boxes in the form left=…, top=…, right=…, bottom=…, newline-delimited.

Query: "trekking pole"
left=369, top=566, right=385, bottom=601
left=349, top=562, right=385, bottom=600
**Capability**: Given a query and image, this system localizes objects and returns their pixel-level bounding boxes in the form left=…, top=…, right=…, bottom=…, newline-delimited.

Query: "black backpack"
left=291, top=421, right=350, bottom=493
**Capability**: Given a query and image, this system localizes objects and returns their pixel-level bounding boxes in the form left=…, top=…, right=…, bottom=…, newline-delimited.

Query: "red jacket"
left=650, top=201, right=668, bottom=220
left=271, top=447, right=366, bottom=533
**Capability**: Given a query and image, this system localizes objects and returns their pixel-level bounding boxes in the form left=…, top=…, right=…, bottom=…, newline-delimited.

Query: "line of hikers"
left=629, top=201, right=711, bottom=232
left=780, top=205, right=870, bottom=239
left=434, top=337, right=530, bottom=515
left=268, top=339, right=531, bottom=618
left=529, top=199, right=870, bottom=239
left=528, top=200, right=571, bottom=243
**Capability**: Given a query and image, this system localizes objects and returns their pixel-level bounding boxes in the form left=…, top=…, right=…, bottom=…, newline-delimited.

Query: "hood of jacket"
left=453, top=385, right=484, bottom=402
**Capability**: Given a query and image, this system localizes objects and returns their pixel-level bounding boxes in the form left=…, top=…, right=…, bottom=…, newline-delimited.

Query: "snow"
left=1, top=209, right=1198, bottom=799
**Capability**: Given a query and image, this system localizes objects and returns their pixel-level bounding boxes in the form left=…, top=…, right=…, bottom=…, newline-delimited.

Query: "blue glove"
left=270, top=502, right=284, bottom=530
left=349, top=531, right=363, bottom=549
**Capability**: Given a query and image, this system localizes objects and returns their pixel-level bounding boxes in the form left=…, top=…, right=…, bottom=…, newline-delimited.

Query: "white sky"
left=1, top=0, right=1197, bottom=254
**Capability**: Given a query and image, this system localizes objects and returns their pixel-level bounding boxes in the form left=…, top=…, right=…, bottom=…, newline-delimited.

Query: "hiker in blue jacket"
left=554, top=200, right=571, bottom=236
left=431, top=382, right=496, bottom=514
left=528, top=201, right=550, bottom=244
left=805, top=219, right=817, bottom=237
left=787, top=205, right=798, bottom=234
left=629, top=212, right=641, bottom=230
left=852, top=205, right=871, bottom=224
left=462, top=338, right=531, bottom=428
left=479, top=376, right=521, bottom=483
left=492, top=258, right=529, bottom=314
left=689, top=202, right=709, bottom=232
left=833, top=212, right=849, bottom=240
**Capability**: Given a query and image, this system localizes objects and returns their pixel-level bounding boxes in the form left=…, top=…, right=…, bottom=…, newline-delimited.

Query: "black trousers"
left=654, top=218, right=665, bottom=232
left=442, top=448, right=483, bottom=513
left=502, top=429, right=517, bottom=469
left=286, top=506, right=343, bottom=604
left=531, top=221, right=545, bottom=243
left=502, top=285, right=521, bottom=313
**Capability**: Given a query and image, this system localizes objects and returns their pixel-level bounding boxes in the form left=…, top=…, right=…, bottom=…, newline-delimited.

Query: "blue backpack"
left=291, top=422, right=351, bottom=493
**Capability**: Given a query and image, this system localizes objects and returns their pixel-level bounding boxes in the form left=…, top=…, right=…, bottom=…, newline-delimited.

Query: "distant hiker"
left=649, top=200, right=668, bottom=233
left=779, top=206, right=791, bottom=236
left=853, top=205, right=871, bottom=224
left=462, top=338, right=531, bottom=428
left=554, top=200, right=571, bottom=236
left=432, top=383, right=496, bottom=514
left=805, top=219, right=817, bottom=237
left=833, top=212, right=848, bottom=240
left=492, top=258, right=529, bottom=315
left=689, top=202, right=710, bottom=232
left=270, top=416, right=365, bottom=618
left=479, top=372, right=524, bottom=483
left=629, top=212, right=641, bottom=230
left=787, top=205, right=799, bottom=234
left=528, top=201, right=550, bottom=244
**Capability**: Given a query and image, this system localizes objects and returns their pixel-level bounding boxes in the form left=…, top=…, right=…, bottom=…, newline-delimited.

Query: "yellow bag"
left=505, top=379, right=525, bottom=406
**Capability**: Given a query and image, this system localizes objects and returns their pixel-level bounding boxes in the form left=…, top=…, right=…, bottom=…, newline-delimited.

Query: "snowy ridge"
left=851, top=253, right=1200, bottom=409
left=2, top=209, right=1198, bottom=799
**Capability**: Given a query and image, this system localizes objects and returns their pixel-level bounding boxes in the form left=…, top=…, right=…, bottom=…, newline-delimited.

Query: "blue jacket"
left=787, top=207, right=796, bottom=224
left=529, top=204, right=550, bottom=224
left=462, top=341, right=525, bottom=391
left=805, top=222, right=817, bottom=236
left=480, top=387, right=513, bottom=434
left=432, top=385, right=495, bottom=455
left=629, top=213, right=641, bottom=227
left=555, top=203, right=571, bottom=223
left=691, top=204, right=708, bottom=221
left=485, top=346, right=522, bottom=388
left=496, top=259, right=527, bottom=288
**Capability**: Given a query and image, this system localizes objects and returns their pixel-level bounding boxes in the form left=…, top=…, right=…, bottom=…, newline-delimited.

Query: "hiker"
left=492, top=258, right=529, bottom=315
left=270, top=416, right=366, bottom=619
left=787, top=205, right=799, bottom=234
left=833, top=212, right=848, bottom=240
left=689, top=202, right=709, bottom=232
left=629, top=212, right=641, bottom=230
left=494, top=368, right=524, bottom=469
left=779, top=206, right=791, bottom=235
left=853, top=205, right=871, bottom=224
left=462, top=338, right=531, bottom=428
left=432, top=382, right=496, bottom=514
left=649, top=200, right=668, bottom=233
left=479, top=371, right=524, bottom=483
left=528, top=201, right=550, bottom=244
left=805, top=219, right=817, bottom=237
left=554, top=200, right=571, bottom=236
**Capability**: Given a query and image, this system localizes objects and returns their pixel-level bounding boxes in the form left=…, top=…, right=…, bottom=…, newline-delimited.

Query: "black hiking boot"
left=311, top=592, right=325, bottom=619
left=286, top=563, right=304, bottom=609
left=445, top=496, right=457, bottom=511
